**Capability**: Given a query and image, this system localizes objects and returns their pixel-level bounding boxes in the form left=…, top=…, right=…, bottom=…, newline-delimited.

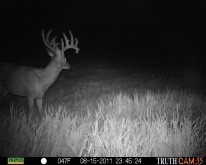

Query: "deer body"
left=0, top=29, right=79, bottom=116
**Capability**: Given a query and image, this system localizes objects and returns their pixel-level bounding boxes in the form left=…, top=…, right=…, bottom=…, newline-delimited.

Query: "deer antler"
left=61, top=31, right=80, bottom=54
left=42, top=29, right=79, bottom=54
left=42, top=29, right=60, bottom=52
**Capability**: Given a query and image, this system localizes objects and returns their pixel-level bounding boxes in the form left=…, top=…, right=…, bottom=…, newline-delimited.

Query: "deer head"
left=42, top=29, right=80, bottom=70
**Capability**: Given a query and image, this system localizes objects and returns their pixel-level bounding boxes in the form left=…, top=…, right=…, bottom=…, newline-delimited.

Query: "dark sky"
left=0, top=1, right=205, bottom=69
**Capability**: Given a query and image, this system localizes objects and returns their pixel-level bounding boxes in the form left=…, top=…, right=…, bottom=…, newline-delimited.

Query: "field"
left=0, top=56, right=206, bottom=157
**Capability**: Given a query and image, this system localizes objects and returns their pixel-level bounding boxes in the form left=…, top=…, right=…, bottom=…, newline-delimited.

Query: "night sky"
left=0, top=1, right=205, bottom=71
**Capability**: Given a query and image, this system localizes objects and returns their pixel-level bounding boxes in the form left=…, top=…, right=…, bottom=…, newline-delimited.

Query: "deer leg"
left=27, top=96, right=34, bottom=115
left=0, top=89, right=8, bottom=102
left=36, top=99, right=43, bottom=116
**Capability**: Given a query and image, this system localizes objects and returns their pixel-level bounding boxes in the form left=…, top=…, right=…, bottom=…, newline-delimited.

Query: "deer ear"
left=45, top=48, right=54, bottom=57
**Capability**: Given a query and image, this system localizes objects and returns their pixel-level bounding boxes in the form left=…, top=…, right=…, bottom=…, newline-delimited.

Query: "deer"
left=0, top=29, right=79, bottom=116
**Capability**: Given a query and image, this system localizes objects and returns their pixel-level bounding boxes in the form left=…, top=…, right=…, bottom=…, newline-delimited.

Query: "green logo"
left=8, top=158, right=24, bottom=164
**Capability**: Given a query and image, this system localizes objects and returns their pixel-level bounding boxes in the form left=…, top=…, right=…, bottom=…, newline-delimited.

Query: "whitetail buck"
left=0, top=29, right=79, bottom=116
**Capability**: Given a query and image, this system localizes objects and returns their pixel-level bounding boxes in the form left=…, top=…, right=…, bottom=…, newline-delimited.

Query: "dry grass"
left=0, top=90, right=205, bottom=157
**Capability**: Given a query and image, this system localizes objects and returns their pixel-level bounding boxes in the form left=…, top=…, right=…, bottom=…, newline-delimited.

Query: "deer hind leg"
left=0, top=88, right=8, bottom=112
left=0, top=88, right=8, bottom=103
left=36, top=99, right=43, bottom=116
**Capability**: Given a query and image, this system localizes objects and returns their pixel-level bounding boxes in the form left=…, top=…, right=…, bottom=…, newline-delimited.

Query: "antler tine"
left=61, top=38, right=65, bottom=51
left=51, top=36, right=60, bottom=49
left=61, top=33, right=68, bottom=50
left=42, top=29, right=48, bottom=47
left=69, top=31, right=79, bottom=53
left=61, top=31, right=80, bottom=54
left=69, top=31, right=74, bottom=46
left=74, top=38, right=80, bottom=54
left=46, top=29, right=53, bottom=44
left=42, top=29, right=60, bottom=52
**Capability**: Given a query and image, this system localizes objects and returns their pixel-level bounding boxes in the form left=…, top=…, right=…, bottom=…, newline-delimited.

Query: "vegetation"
left=0, top=59, right=206, bottom=156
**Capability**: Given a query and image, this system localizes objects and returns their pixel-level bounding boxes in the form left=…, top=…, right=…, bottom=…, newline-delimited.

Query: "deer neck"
left=41, top=59, right=62, bottom=86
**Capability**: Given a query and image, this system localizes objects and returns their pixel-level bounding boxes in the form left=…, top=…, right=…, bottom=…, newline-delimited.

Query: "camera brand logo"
left=8, top=158, right=24, bottom=164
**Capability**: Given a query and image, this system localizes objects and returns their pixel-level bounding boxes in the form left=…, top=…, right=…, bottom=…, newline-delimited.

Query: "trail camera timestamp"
left=80, top=158, right=142, bottom=164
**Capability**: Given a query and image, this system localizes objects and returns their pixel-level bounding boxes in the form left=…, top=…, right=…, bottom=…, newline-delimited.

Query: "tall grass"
left=0, top=91, right=205, bottom=156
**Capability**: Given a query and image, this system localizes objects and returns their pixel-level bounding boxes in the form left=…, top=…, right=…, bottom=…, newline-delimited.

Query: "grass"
left=0, top=59, right=206, bottom=156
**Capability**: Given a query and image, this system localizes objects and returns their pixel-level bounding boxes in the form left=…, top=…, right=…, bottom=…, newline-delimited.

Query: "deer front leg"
left=36, top=98, right=43, bottom=116
left=27, top=96, right=34, bottom=115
